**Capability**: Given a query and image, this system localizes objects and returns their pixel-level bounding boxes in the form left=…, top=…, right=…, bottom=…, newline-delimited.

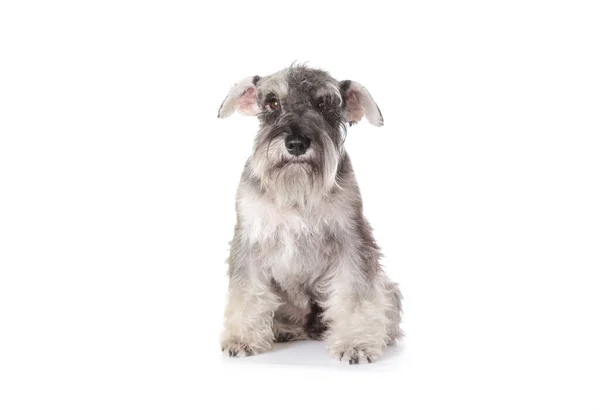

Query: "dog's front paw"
left=221, top=341, right=255, bottom=358
left=331, top=346, right=381, bottom=365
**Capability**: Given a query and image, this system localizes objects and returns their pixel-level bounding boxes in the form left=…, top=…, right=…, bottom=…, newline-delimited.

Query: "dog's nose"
left=285, top=135, right=311, bottom=156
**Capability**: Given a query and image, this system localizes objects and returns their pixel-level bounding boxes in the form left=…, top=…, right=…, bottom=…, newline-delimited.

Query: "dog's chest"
left=239, top=195, right=343, bottom=279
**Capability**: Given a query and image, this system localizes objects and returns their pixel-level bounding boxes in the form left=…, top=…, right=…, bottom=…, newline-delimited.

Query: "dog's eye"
left=267, top=97, right=280, bottom=111
left=317, top=96, right=329, bottom=111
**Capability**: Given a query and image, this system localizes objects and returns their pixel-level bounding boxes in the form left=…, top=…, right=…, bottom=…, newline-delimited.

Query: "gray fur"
left=218, top=64, right=402, bottom=364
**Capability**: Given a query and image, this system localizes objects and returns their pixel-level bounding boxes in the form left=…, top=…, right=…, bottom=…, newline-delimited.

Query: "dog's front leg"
left=322, top=258, right=392, bottom=364
left=220, top=269, right=280, bottom=357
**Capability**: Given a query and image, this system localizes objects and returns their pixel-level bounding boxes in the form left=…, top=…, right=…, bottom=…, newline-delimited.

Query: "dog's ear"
left=339, top=80, right=384, bottom=126
left=217, top=75, right=261, bottom=118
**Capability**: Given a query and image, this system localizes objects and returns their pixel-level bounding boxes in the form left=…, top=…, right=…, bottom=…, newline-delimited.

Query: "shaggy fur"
left=218, top=64, right=402, bottom=364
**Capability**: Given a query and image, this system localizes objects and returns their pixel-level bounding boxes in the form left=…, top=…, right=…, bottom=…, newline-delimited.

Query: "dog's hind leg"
left=273, top=300, right=330, bottom=342
left=383, top=279, right=404, bottom=343
left=273, top=320, right=309, bottom=342
left=272, top=301, right=310, bottom=343
left=305, top=301, right=328, bottom=341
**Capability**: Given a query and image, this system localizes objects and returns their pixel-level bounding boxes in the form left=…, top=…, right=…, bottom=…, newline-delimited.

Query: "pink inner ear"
left=346, top=90, right=365, bottom=122
left=235, top=87, right=260, bottom=116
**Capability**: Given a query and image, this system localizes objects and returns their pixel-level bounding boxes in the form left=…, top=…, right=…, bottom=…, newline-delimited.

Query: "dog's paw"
left=332, top=346, right=380, bottom=365
left=221, top=341, right=255, bottom=358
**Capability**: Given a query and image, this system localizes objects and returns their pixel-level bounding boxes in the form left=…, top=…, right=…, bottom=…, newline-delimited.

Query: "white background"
left=1, top=0, right=599, bottom=408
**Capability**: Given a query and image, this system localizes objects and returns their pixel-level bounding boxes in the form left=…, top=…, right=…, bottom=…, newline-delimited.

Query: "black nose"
left=285, top=135, right=311, bottom=156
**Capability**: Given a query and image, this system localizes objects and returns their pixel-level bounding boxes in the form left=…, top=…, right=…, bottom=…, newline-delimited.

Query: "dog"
left=217, top=64, right=402, bottom=364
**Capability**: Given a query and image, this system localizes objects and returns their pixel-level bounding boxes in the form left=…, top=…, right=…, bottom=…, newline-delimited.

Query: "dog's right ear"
left=217, top=75, right=261, bottom=118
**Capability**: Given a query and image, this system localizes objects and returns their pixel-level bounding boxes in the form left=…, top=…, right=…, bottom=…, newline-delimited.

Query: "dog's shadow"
left=221, top=340, right=405, bottom=371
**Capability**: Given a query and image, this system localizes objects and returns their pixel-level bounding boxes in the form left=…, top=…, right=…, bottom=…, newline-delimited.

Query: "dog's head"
left=218, top=65, right=383, bottom=206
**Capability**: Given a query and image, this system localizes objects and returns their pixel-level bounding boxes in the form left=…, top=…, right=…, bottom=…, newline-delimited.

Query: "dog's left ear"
left=217, top=75, right=261, bottom=118
left=340, top=80, right=384, bottom=126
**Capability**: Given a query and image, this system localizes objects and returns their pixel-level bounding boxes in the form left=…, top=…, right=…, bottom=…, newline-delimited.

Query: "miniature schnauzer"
left=217, top=65, right=402, bottom=364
